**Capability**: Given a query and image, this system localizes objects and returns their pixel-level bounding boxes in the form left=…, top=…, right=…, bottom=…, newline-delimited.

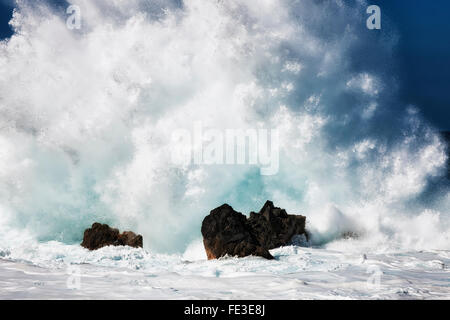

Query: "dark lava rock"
left=201, top=204, right=274, bottom=260
left=81, top=223, right=143, bottom=250
left=201, top=201, right=307, bottom=260
left=118, top=231, right=143, bottom=248
left=248, top=200, right=306, bottom=250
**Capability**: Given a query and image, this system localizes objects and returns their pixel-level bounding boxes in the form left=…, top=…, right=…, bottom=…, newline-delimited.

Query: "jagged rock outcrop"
left=201, top=201, right=307, bottom=260
left=81, top=223, right=143, bottom=250
left=248, top=201, right=306, bottom=250
left=201, top=204, right=274, bottom=260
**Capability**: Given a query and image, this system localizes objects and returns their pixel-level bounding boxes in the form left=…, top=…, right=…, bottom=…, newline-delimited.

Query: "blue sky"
left=0, top=0, right=449, bottom=130
left=373, top=0, right=450, bottom=131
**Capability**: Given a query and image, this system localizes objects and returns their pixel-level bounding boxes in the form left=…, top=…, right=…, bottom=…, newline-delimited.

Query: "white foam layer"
left=0, top=241, right=449, bottom=299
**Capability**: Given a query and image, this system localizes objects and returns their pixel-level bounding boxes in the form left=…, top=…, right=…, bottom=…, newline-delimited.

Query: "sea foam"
left=0, top=0, right=448, bottom=256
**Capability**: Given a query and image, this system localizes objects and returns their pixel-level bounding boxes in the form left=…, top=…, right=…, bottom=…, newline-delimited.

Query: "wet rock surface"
left=81, top=223, right=143, bottom=250
left=248, top=200, right=306, bottom=250
left=201, top=204, right=274, bottom=260
left=201, top=201, right=307, bottom=260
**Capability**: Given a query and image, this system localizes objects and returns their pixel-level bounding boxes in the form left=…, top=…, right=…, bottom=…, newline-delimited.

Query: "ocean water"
left=0, top=0, right=449, bottom=299
left=1, top=240, right=449, bottom=299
